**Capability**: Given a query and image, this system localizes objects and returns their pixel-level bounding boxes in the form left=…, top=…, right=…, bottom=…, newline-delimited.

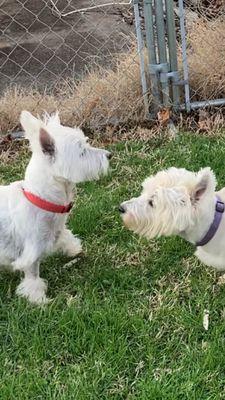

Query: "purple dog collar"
left=196, top=196, right=224, bottom=247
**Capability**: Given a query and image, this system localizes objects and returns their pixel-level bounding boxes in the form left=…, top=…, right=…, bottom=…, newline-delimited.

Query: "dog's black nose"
left=119, top=205, right=126, bottom=213
left=107, top=152, right=112, bottom=160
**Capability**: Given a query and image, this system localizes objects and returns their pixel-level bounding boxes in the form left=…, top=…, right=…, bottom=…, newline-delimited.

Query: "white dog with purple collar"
left=0, top=111, right=110, bottom=304
left=120, top=166, right=225, bottom=271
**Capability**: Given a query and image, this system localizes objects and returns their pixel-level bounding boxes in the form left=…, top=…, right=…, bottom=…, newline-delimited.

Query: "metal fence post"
left=155, top=0, right=170, bottom=107
left=143, top=0, right=161, bottom=112
left=136, top=0, right=182, bottom=113
left=135, top=0, right=225, bottom=116
left=165, top=0, right=180, bottom=109
left=178, top=0, right=191, bottom=112
left=133, top=0, right=149, bottom=116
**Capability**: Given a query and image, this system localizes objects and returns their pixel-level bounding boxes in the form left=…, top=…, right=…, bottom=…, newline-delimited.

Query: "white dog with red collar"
left=0, top=111, right=110, bottom=304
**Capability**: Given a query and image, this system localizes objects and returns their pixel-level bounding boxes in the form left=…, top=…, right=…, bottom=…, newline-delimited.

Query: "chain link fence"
left=1, top=0, right=225, bottom=133
left=182, top=0, right=225, bottom=109
left=0, top=0, right=135, bottom=92
left=0, top=1, right=147, bottom=132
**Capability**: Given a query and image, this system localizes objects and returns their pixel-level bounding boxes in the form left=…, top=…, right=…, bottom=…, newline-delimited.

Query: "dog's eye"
left=149, top=199, right=153, bottom=207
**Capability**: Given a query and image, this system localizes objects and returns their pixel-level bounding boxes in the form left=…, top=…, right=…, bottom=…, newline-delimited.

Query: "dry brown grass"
left=0, top=88, right=58, bottom=133
left=0, top=135, right=29, bottom=163
left=0, top=45, right=147, bottom=134
left=187, top=19, right=225, bottom=100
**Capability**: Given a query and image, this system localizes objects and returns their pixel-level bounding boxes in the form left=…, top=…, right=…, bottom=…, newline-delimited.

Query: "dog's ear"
left=20, top=111, right=55, bottom=157
left=39, top=128, right=55, bottom=157
left=20, top=111, right=41, bottom=138
left=192, top=167, right=216, bottom=203
left=20, top=111, right=42, bottom=152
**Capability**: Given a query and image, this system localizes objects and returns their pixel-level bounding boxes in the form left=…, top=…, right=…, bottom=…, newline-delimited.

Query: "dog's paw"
left=16, top=277, right=48, bottom=305
left=63, top=237, right=83, bottom=257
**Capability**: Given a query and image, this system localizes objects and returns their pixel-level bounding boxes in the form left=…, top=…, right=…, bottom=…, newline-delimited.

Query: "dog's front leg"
left=12, top=241, right=48, bottom=304
left=12, top=241, right=41, bottom=272
left=16, top=261, right=48, bottom=304
left=55, top=228, right=82, bottom=257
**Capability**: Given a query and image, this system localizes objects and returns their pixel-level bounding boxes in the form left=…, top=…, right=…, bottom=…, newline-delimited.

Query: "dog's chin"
left=86, top=158, right=109, bottom=181
left=122, top=212, right=156, bottom=239
left=121, top=212, right=139, bottom=233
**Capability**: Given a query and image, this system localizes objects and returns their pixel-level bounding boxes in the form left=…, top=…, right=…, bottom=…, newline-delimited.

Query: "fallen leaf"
left=157, top=108, right=171, bottom=126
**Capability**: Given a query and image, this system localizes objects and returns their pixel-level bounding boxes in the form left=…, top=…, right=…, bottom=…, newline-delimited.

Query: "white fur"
left=120, top=166, right=225, bottom=271
left=0, top=111, right=110, bottom=303
left=16, top=277, right=48, bottom=304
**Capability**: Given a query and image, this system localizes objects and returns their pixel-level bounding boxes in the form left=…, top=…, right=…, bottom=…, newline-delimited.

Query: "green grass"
left=1, top=133, right=225, bottom=399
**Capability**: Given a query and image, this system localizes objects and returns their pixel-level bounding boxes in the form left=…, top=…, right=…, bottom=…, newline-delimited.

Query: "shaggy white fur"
left=120, top=166, right=225, bottom=271
left=0, top=111, right=110, bottom=303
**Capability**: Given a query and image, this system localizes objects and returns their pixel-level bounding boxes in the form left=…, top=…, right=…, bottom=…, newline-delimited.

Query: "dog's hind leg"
left=16, top=261, right=48, bottom=304
left=55, top=228, right=82, bottom=257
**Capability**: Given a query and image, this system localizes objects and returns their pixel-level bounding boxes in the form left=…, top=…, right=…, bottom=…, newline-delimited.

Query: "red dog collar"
left=22, top=189, right=73, bottom=214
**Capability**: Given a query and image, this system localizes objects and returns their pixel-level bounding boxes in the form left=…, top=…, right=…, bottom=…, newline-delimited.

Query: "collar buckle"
left=216, top=200, right=224, bottom=213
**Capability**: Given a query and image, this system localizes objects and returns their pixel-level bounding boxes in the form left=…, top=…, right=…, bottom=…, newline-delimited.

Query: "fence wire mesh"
left=1, top=0, right=225, bottom=134
left=0, top=1, right=146, bottom=132
left=180, top=0, right=225, bottom=109
left=0, top=0, right=135, bottom=91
